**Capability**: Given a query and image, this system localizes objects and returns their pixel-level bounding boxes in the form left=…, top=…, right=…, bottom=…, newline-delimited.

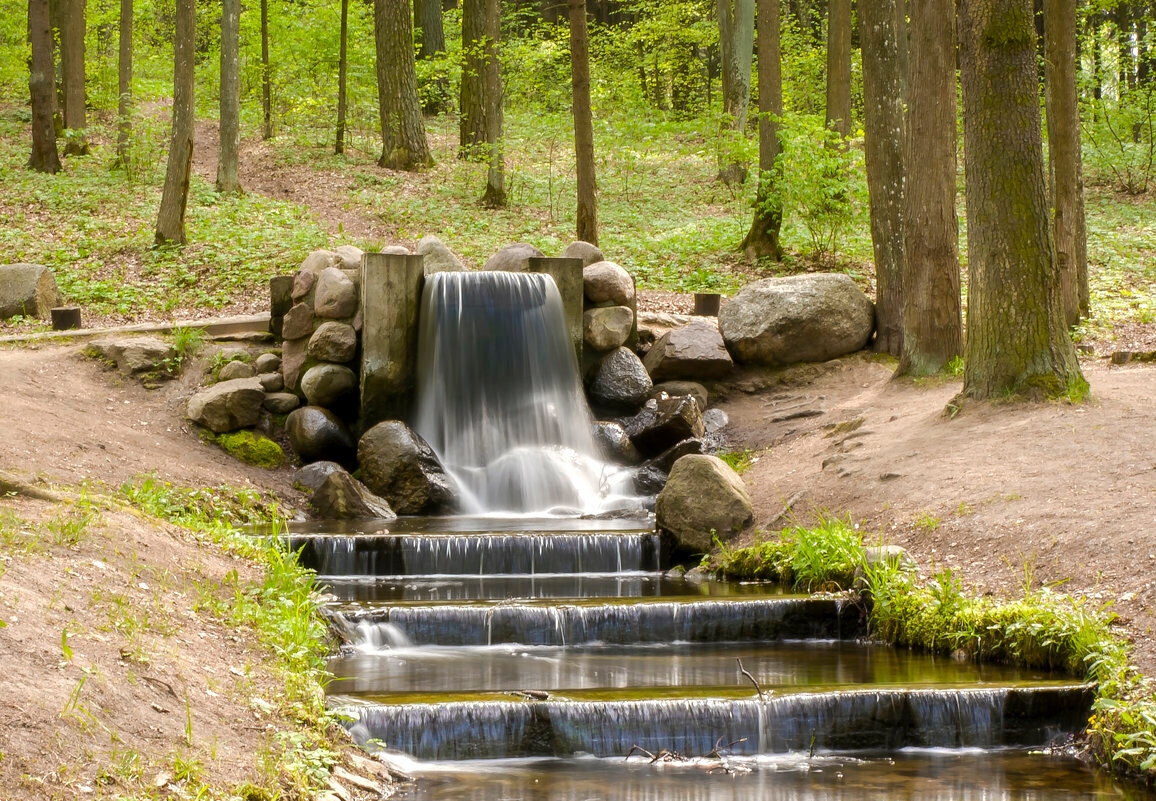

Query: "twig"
left=765, top=491, right=804, bottom=531
left=736, top=658, right=766, bottom=702
left=624, top=744, right=656, bottom=761
left=707, top=736, right=748, bottom=759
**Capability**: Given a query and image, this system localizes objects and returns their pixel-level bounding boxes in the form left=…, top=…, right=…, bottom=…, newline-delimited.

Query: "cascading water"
left=412, top=271, right=638, bottom=516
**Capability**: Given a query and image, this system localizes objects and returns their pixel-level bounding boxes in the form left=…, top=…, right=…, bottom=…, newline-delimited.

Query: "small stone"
left=217, top=360, right=255, bottom=382
left=308, top=321, right=358, bottom=363
left=286, top=406, right=356, bottom=463
left=301, top=249, right=339, bottom=273
left=591, top=421, right=641, bottom=464
left=257, top=371, right=284, bottom=392
left=311, top=469, right=396, bottom=521
left=281, top=303, right=314, bottom=340
left=263, top=392, right=300, bottom=414
left=314, top=267, right=358, bottom=319
left=623, top=394, right=705, bottom=457
left=643, top=438, right=704, bottom=474
left=483, top=242, right=545, bottom=272
left=702, top=408, right=729, bottom=434
left=561, top=240, right=605, bottom=267
left=583, top=261, right=635, bottom=306
left=583, top=306, right=634, bottom=351
left=334, top=245, right=365, bottom=271
left=652, top=381, right=709, bottom=412
left=86, top=337, right=176, bottom=376
left=589, top=347, right=652, bottom=409
left=187, top=377, right=265, bottom=434
left=281, top=338, right=309, bottom=393
left=255, top=352, right=282, bottom=373
left=417, top=235, right=466, bottom=273
left=294, top=460, right=345, bottom=493
left=301, top=364, right=358, bottom=407
left=380, top=245, right=411, bottom=255
left=291, top=269, right=317, bottom=302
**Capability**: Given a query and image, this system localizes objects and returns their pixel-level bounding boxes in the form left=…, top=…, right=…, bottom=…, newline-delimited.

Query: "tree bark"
left=957, top=0, right=1084, bottom=401
left=374, top=0, right=433, bottom=170
left=336, top=0, right=348, bottom=154
left=216, top=0, right=241, bottom=193
left=415, top=0, right=446, bottom=58
left=59, top=0, right=88, bottom=154
left=261, top=0, right=272, bottom=139
left=114, top=0, right=131, bottom=167
left=155, top=0, right=195, bottom=246
left=824, top=0, right=851, bottom=137
left=1044, top=0, right=1086, bottom=326
left=28, top=0, right=62, bottom=173
left=896, top=0, right=961, bottom=376
left=569, top=0, right=598, bottom=245
left=717, top=0, right=755, bottom=184
left=741, top=0, right=783, bottom=260
left=460, top=0, right=488, bottom=157
left=860, top=0, right=908, bottom=356
left=480, top=0, right=506, bottom=205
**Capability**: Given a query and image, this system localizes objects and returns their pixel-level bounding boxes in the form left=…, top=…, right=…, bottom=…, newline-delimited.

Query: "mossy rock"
left=214, top=430, right=285, bottom=469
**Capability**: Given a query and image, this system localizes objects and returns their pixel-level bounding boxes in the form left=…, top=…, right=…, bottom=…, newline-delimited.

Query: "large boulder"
left=0, top=264, right=63, bottom=320
left=561, top=241, right=605, bottom=267
left=301, top=249, right=339, bottom=274
left=294, top=460, right=344, bottom=493
left=218, top=359, right=255, bottom=381
left=656, top=455, right=753, bottom=553
left=187, top=377, right=265, bottom=433
left=263, top=392, right=300, bottom=414
left=583, top=261, right=634, bottom=306
left=286, top=406, right=356, bottom=464
left=314, top=267, right=358, bottom=319
left=589, top=347, right=652, bottom=410
left=281, top=338, right=309, bottom=392
left=310, top=469, right=396, bottom=521
left=652, top=381, right=708, bottom=412
left=718, top=273, right=875, bottom=365
left=281, top=302, right=314, bottom=340
left=583, top=306, right=633, bottom=352
left=591, top=421, right=641, bottom=464
left=483, top=243, right=544, bottom=272
left=643, top=318, right=733, bottom=381
left=308, top=321, right=357, bottom=363
left=358, top=421, right=457, bottom=514
left=255, top=352, right=282, bottom=374
left=87, top=337, right=176, bottom=376
left=622, top=394, right=705, bottom=457
left=301, top=364, right=358, bottom=407
left=417, top=235, right=466, bottom=273
left=334, top=245, right=365, bottom=271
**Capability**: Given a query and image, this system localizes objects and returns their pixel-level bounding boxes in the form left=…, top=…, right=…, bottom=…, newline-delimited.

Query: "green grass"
left=708, top=513, right=866, bottom=590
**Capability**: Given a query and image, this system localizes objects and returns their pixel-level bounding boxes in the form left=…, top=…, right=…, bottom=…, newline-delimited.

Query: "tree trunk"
left=59, top=0, right=88, bottom=154
left=896, top=0, right=961, bottom=376
left=114, top=0, right=131, bottom=167
left=28, top=0, right=62, bottom=173
left=261, top=0, right=272, bottom=139
left=957, top=0, right=1084, bottom=401
left=860, top=0, right=908, bottom=356
left=824, top=0, right=851, bottom=137
left=717, top=0, right=755, bottom=184
left=374, top=0, right=433, bottom=170
left=741, top=0, right=783, bottom=260
left=480, top=0, right=506, bottom=206
left=155, top=0, right=195, bottom=246
left=216, top=0, right=241, bottom=193
left=460, top=0, right=487, bottom=157
left=1044, top=0, right=1086, bottom=326
left=569, top=0, right=598, bottom=245
left=336, top=0, right=348, bottom=154
left=415, top=0, right=446, bottom=58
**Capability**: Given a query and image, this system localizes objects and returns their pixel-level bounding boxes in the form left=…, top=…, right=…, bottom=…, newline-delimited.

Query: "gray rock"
left=590, top=347, right=652, bottom=409
left=308, top=321, right=358, bottom=363
left=417, top=235, right=466, bottom=273
left=310, top=469, right=396, bottom=521
left=314, top=267, right=358, bottom=319
left=286, top=406, right=356, bottom=463
left=583, top=306, right=634, bottom=351
left=187, top=377, right=265, bottom=433
left=301, top=249, right=339, bottom=273
left=255, top=352, right=282, bottom=373
left=644, top=318, right=733, bottom=381
left=294, top=460, right=344, bottom=493
left=217, top=360, right=255, bottom=381
left=623, top=394, right=705, bottom=457
left=257, top=371, right=284, bottom=392
left=591, top=421, right=641, bottom=464
left=301, top=363, right=358, bottom=407
left=291, top=269, right=317, bottom=302
left=381, top=245, right=412, bottom=256
left=358, top=421, right=457, bottom=514
left=561, top=240, right=605, bottom=267
left=281, top=338, right=309, bottom=393
left=634, top=465, right=668, bottom=496
left=263, top=391, right=300, bottom=413
left=643, top=438, right=704, bottom=474
left=702, top=408, right=729, bottom=434
left=334, top=245, right=365, bottom=271
left=0, top=264, right=62, bottom=320
left=652, top=381, right=709, bottom=412
left=483, top=242, right=545, bottom=272
left=719, top=273, right=876, bottom=365
left=281, top=302, right=314, bottom=340
left=583, top=261, right=635, bottom=306
left=656, top=455, right=753, bottom=553
left=87, top=337, right=176, bottom=376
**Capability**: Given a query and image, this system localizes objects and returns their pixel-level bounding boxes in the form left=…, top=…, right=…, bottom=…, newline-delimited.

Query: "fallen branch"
left=0, top=470, right=70, bottom=503
left=737, top=658, right=767, bottom=701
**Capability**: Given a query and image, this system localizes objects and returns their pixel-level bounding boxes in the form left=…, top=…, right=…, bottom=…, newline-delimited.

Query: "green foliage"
left=1083, top=88, right=1155, bottom=196
left=214, top=431, right=285, bottom=469
left=717, top=447, right=758, bottom=474
left=708, top=513, right=865, bottom=590
left=168, top=326, right=206, bottom=372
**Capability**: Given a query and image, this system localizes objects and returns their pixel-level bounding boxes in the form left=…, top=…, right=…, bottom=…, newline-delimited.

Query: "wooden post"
left=360, top=253, right=426, bottom=431
left=527, top=257, right=584, bottom=364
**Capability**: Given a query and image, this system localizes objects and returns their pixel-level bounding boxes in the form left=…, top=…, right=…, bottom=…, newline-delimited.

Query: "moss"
left=214, top=431, right=285, bottom=469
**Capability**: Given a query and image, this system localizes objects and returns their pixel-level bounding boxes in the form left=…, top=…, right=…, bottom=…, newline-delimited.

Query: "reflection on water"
left=395, top=751, right=1151, bottom=801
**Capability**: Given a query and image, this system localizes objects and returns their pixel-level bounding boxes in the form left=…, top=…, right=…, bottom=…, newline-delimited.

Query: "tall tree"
left=1044, top=0, right=1088, bottom=324
left=859, top=0, right=908, bottom=355
left=155, top=0, right=195, bottom=245
left=114, top=0, right=131, bottom=167
left=59, top=0, right=88, bottom=154
left=716, top=0, right=755, bottom=184
left=824, top=0, right=851, bottom=137
left=569, top=0, right=598, bottom=244
left=896, top=0, right=961, bottom=376
left=335, top=0, right=348, bottom=154
left=957, top=0, right=1084, bottom=400
left=460, top=0, right=506, bottom=204
left=741, top=0, right=783, bottom=260
left=28, top=0, right=61, bottom=173
left=373, top=0, right=433, bottom=170
left=260, top=0, right=272, bottom=139
left=216, top=0, right=241, bottom=193
left=415, top=0, right=446, bottom=58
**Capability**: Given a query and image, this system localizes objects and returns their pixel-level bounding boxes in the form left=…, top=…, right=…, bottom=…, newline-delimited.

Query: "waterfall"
left=413, top=271, right=637, bottom=515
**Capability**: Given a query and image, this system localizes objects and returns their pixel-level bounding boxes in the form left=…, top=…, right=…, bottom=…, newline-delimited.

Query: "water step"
left=342, top=683, right=1094, bottom=760
left=287, top=532, right=662, bottom=576
left=339, top=597, right=862, bottom=646
left=326, top=640, right=1049, bottom=697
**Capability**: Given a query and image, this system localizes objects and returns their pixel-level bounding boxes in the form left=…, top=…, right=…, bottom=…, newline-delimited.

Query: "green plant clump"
left=709, top=514, right=865, bottom=590
left=215, top=431, right=285, bottom=469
